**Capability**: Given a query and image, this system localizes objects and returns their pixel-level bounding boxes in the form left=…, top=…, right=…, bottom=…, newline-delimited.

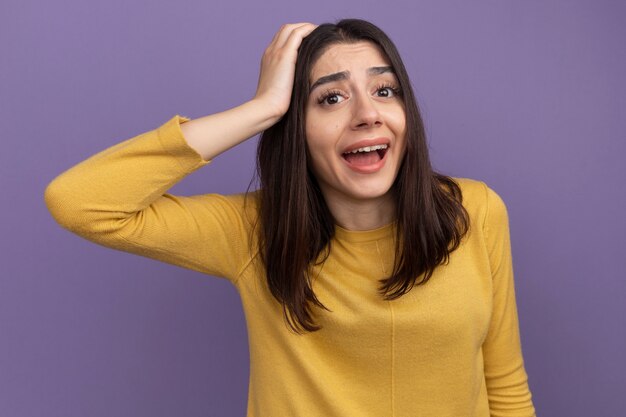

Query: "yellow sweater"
left=45, top=115, right=536, bottom=417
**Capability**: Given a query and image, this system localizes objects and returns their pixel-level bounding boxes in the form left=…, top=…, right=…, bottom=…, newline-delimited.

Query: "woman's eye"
left=323, top=94, right=345, bottom=105
left=376, top=87, right=397, bottom=98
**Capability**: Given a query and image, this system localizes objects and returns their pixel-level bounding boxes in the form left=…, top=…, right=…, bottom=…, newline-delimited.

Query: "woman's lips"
left=340, top=137, right=391, bottom=174
left=341, top=147, right=389, bottom=174
left=341, top=137, right=391, bottom=154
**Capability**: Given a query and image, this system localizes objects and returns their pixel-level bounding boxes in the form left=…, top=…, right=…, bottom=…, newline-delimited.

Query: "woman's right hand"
left=179, top=23, right=317, bottom=161
left=253, top=23, right=318, bottom=120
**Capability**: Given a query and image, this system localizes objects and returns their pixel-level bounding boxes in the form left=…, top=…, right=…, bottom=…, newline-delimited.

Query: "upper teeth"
left=347, top=144, right=388, bottom=154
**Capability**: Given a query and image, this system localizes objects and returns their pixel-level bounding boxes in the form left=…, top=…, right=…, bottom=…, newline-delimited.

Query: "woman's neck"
left=323, top=191, right=397, bottom=231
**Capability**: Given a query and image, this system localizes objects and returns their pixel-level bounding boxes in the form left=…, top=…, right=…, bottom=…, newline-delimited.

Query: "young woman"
left=45, top=19, right=536, bottom=417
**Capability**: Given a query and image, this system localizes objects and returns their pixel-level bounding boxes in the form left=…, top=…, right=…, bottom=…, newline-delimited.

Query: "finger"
left=281, top=23, right=317, bottom=52
left=266, top=23, right=307, bottom=50
left=278, top=23, right=316, bottom=48
left=272, top=22, right=315, bottom=50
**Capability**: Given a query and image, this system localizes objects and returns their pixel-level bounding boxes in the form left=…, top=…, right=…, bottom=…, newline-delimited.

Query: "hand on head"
left=254, top=23, right=318, bottom=119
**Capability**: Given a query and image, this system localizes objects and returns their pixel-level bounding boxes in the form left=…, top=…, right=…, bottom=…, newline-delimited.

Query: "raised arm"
left=44, top=23, right=317, bottom=281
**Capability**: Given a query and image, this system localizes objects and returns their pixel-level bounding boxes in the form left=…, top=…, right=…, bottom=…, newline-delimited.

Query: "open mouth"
left=342, top=144, right=389, bottom=166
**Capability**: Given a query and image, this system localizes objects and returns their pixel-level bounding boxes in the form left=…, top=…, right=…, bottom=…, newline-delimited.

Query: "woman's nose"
left=351, top=93, right=382, bottom=130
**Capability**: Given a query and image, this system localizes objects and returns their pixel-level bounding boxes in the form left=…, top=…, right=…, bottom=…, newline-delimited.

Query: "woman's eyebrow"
left=310, top=66, right=394, bottom=92
left=310, top=71, right=349, bottom=92
left=368, top=66, right=394, bottom=76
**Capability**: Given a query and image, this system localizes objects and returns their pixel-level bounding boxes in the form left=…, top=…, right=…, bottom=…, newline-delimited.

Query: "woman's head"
left=304, top=40, right=407, bottom=213
left=285, top=19, right=430, bottom=209
left=256, top=19, right=469, bottom=334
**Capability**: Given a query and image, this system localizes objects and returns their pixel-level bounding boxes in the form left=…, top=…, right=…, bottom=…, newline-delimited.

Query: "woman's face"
left=305, top=41, right=407, bottom=206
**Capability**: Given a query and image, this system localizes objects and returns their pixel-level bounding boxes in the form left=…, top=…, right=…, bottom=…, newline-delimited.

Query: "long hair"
left=256, top=18, right=469, bottom=334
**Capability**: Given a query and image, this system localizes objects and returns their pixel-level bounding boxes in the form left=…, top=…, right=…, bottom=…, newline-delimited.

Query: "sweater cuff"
left=156, top=114, right=212, bottom=172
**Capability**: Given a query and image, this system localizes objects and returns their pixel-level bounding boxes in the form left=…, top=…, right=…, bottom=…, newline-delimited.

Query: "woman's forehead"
left=310, top=41, right=391, bottom=80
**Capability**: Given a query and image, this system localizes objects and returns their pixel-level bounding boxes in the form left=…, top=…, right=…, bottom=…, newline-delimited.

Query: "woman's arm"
left=44, top=115, right=248, bottom=280
left=481, top=185, right=536, bottom=416
left=179, top=99, right=278, bottom=162
left=44, top=23, right=317, bottom=281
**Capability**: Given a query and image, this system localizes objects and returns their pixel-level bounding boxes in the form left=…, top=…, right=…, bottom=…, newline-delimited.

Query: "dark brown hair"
left=256, top=18, right=469, bottom=334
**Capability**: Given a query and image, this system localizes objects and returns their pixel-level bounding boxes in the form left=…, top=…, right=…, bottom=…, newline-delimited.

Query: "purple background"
left=2, top=0, right=625, bottom=416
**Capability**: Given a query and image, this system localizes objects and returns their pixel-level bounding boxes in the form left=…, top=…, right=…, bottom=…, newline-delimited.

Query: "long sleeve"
left=44, top=115, right=256, bottom=283
left=481, top=185, right=536, bottom=416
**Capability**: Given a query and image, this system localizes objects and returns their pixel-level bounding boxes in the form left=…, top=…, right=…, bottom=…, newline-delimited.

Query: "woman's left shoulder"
left=448, top=176, right=506, bottom=219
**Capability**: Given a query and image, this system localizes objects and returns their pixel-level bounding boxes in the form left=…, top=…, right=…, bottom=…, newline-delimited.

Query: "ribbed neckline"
left=333, top=221, right=396, bottom=243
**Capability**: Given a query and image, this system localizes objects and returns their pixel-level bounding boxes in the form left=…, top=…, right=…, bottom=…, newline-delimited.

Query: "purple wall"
left=2, top=0, right=624, bottom=415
